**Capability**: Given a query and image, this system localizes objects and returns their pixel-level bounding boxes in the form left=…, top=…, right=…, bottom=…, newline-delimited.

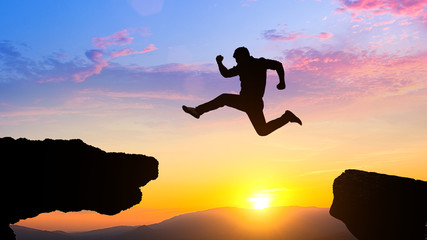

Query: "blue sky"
left=0, top=0, right=337, bottom=66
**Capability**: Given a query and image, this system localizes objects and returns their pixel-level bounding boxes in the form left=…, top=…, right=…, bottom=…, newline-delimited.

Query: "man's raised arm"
left=216, top=55, right=237, bottom=78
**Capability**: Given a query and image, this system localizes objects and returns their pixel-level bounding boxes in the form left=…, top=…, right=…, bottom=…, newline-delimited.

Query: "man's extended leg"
left=246, top=109, right=282, bottom=136
left=183, top=93, right=245, bottom=119
left=247, top=109, right=302, bottom=136
left=196, top=93, right=246, bottom=114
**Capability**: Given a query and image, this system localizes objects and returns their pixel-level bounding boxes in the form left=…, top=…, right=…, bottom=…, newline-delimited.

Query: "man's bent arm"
left=276, top=64, right=285, bottom=84
left=216, top=55, right=237, bottom=78
left=268, top=59, right=286, bottom=90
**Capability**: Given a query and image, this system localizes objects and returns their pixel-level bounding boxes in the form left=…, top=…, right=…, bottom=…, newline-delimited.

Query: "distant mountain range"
left=12, top=206, right=357, bottom=240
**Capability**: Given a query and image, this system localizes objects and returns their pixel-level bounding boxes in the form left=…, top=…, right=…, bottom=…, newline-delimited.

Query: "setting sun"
left=248, top=193, right=272, bottom=209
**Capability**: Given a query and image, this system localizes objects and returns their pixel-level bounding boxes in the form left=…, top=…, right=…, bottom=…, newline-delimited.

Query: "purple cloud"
left=263, top=27, right=333, bottom=41
left=85, top=49, right=104, bottom=62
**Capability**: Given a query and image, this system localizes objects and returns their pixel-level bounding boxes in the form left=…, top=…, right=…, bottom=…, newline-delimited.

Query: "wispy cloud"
left=110, top=44, right=157, bottom=58
left=143, top=62, right=217, bottom=73
left=78, top=89, right=202, bottom=101
left=72, top=59, right=109, bottom=83
left=92, top=28, right=151, bottom=49
left=263, top=29, right=302, bottom=41
left=0, top=107, right=79, bottom=119
left=0, top=101, right=154, bottom=125
left=92, top=29, right=134, bottom=49
left=263, top=26, right=333, bottom=41
left=373, top=19, right=395, bottom=26
left=0, top=90, right=158, bottom=123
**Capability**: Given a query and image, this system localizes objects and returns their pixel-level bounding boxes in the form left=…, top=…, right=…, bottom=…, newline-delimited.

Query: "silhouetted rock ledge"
left=330, top=169, right=427, bottom=240
left=1, top=137, right=159, bottom=240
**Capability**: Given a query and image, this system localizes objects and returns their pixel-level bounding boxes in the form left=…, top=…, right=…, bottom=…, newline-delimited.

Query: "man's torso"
left=234, top=57, right=269, bottom=98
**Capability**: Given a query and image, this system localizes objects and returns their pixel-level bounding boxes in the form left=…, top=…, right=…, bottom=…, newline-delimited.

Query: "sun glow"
left=248, top=193, right=272, bottom=209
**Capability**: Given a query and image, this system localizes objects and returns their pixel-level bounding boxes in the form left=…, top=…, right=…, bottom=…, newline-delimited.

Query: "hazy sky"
left=2, top=0, right=426, bottom=231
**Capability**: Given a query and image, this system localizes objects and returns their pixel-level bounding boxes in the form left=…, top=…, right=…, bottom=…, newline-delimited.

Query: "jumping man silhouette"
left=182, top=47, right=302, bottom=136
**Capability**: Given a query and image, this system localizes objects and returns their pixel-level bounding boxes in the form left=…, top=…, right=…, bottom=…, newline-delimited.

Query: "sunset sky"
left=1, top=0, right=426, bottom=232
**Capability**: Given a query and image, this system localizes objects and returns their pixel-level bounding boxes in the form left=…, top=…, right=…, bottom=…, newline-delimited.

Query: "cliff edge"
left=1, top=137, right=159, bottom=240
left=330, top=169, right=427, bottom=240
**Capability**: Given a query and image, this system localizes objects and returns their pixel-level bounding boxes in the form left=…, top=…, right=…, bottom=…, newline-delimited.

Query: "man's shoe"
left=182, top=105, right=200, bottom=119
left=284, top=110, right=302, bottom=125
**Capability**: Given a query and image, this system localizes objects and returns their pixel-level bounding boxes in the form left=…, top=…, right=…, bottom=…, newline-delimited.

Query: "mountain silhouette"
left=330, top=169, right=427, bottom=240
left=13, top=207, right=357, bottom=240
left=1, top=137, right=158, bottom=240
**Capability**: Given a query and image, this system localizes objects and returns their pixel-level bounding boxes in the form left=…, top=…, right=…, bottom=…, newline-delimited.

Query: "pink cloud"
left=141, top=43, right=157, bottom=53
left=284, top=47, right=426, bottom=75
left=75, top=28, right=158, bottom=82
left=110, top=48, right=137, bottom=58
left=93, top=29, right=134, bottom=49
left=373, top=19, right=395, bottom=26
left=282, top=47, right=427, bottom=103
left=70, top=49, right=110, bottom=82
left=275, top=47, right=427, bottom=121
left=317, top=32, right=333, bottom=39
left=337, top=0, right=427, bottom=20
left=72, top=60, right=108, bottom=83
left=110, top=44, right=157, bottom=58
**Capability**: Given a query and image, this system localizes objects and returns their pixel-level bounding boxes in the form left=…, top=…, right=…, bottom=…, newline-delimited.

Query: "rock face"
left=330, top=169, right=427, bottom=240
left=1, top=137, right=159, bottom=240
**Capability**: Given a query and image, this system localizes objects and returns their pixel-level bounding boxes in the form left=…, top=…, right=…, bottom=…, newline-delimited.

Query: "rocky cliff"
left=330, top=169, right=427, bottom=240
left=1, top=137, right=159, bottom=240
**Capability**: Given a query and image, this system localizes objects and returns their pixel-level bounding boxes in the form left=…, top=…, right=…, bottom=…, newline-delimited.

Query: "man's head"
left=233, top=47, right=250, bottom=64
